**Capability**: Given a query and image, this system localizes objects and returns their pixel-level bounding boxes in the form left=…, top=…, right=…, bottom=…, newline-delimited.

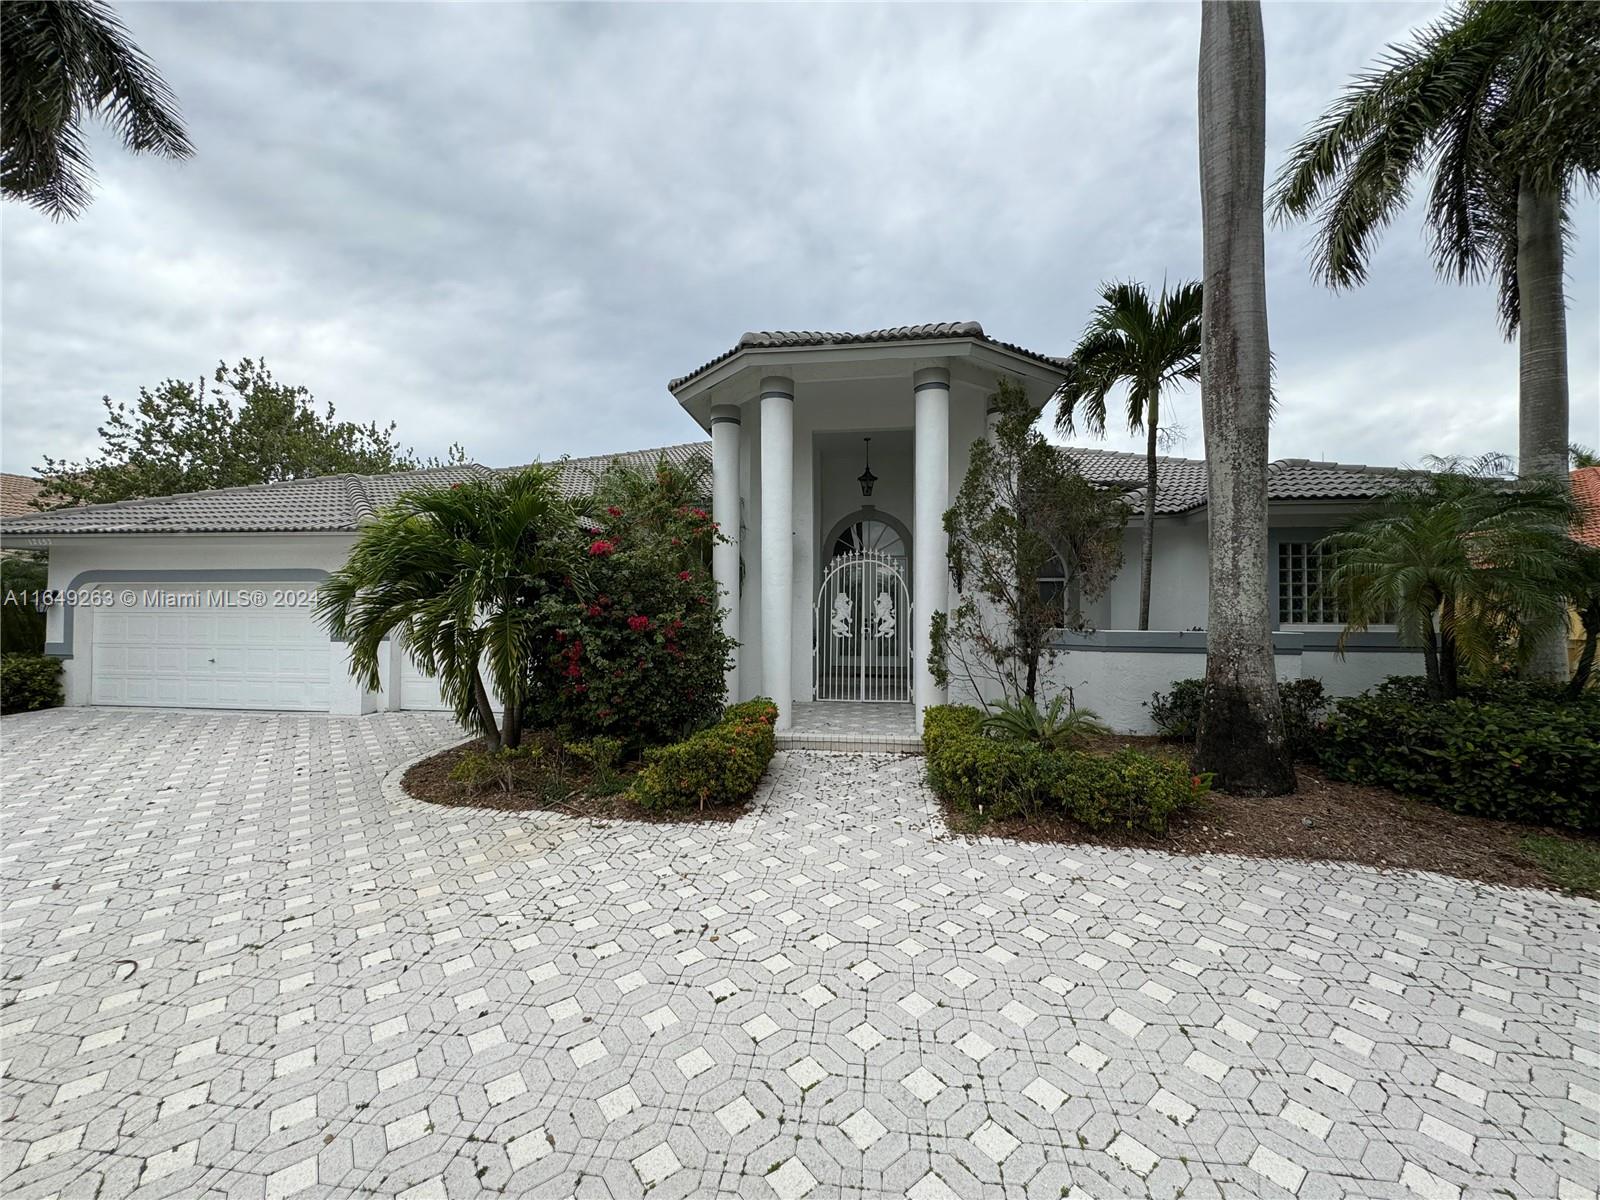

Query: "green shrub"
left=1, top=556, right=47, bottom=654
left=979, top=694, right=1109, bottom=749
left=1318, top=689, right=1600, bottom=831
left=630, top=698, right=778, bottom=813
left=1146, top=678, right=1204, bottom=740
left=0, top=653, right=64, bottom=714
left=923, top=704, right=1207, bottom=834
left=564, top=735, right=626, bottom=795
left=1148, top=676, right=1328, bottom=759
left=448, top=743, right=544, bottom=793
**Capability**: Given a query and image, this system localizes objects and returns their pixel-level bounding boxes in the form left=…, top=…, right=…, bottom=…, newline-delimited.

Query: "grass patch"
left=1520, top=835, right=1600, bottom=899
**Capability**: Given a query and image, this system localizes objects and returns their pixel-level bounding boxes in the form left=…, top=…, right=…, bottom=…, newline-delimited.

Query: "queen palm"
left=1321, top=457, right=1578, bottom=699
left=317, top=467, right=583, bottom=752
left=3, top=0, right=193, bottom=218
left=1056, top=280, right=1202, bottom=631
left=1271, top=1, right=1599, bottom=679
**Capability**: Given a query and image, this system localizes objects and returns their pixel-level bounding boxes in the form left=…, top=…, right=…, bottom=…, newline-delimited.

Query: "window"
left=1037, top=555, right=1081, bottom=627
left=832, top=518, right=906, bottom=563
left=1277, top=540, right=1345, bottom=625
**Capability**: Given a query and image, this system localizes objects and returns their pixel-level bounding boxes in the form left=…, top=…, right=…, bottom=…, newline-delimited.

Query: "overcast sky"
left=3, top=1, right=1596, bottom=478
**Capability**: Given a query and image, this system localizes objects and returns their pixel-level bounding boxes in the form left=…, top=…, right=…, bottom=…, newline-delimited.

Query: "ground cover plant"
left=0, top=653, right=63, bottom=713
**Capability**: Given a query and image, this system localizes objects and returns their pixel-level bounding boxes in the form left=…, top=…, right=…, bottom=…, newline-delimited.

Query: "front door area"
left=814, top=550, right=912, bottom=702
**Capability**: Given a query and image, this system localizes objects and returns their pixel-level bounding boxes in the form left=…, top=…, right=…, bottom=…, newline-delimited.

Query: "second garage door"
left=90, top=589, right=331, bottom=711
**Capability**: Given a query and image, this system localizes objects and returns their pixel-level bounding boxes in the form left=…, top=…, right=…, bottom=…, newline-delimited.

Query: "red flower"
left=678, top=570, right=692, bottom=581
left=588, top=540, right=615, bottom=557
left=586, top=604, right=603, bottom=618
left=627, top=615, right=651, bottom=632
left=606, top=505, right=623, bottom=517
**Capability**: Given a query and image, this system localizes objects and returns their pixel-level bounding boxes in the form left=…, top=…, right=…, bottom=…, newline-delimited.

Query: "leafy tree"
left=527, top=456, right=733, bottom=747
left=38, top=358, right=463, bottom=507
left=1271, top=1, right=1600, bottom=680
left=2, top=0, right=193, bottom=219
left=1195, top=0, right=1296, bottom=795
left=1056, top=280, right=1202, bottom=631
left=930, top=378, right=1127, bottom=707
left=317, top=467, right=582, bottom=752
left=1, top=555, right=48, bottom=653
left=1320, top=455, right=1578, bottom=699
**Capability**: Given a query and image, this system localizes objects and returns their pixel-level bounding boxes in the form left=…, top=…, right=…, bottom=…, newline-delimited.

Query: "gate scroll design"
left=813, top=551, right=912, bottom=702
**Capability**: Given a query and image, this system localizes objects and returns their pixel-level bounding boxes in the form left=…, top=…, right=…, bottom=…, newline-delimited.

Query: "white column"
left=913, top=366, right=951, bottom=726
left=759, top=377, right=795, bottom=729
left=710, top=404, right=743, bottom=701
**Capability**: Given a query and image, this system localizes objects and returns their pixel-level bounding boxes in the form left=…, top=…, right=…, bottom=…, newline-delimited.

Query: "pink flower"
left=606, top=505, right=623, bottom=517
left=588, top=540, right=615, bottom=557
left=627, top=615, right=651, bottom=632
left=678, top=570, right=692, bottom=581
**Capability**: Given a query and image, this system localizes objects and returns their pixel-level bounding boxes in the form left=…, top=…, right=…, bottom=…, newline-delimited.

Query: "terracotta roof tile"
left=1573, top=466, right=1600, bottom=550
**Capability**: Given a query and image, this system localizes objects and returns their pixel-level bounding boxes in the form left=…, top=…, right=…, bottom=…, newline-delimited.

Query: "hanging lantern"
left=858, top=436, right=877, bottom=497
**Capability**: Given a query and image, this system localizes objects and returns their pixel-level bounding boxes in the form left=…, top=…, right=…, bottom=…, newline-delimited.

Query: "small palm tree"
left=1321, top=456, right=1577, bottom=698
left=317, top=467, right=583, bottom=751
left=1056, top=280, right=1202, bottom=631
left=3, top=0, right=194, bottom=219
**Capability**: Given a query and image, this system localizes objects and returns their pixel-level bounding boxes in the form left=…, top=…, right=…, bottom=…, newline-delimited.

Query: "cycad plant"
left=317, top=466, right=583, bottom=750
left=980, top=693, right=1109, bottom=751
left=1320, top=456, right=1578, bottom=698
left=1057, top=280, right=1203, bottom=630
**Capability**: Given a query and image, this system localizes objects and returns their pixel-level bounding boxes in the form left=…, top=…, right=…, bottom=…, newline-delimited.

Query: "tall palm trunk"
left=1193, top=0, right=1295, bottom=795
left=1138, top=390, right=1159, bottom=630
left=471, top=668, right=503, bottom=753
left=1517, top=179, right=1572, bottom=683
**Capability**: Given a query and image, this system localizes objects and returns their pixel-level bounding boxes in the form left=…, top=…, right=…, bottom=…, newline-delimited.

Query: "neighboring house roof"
left=669, top=321, right=1069, bottom=391
left=0, top=473, right=46, bottom=518
left=1573, top=466, right=1600, bottom=549
left=0, top=443, right=713, bottom=537
left=1062, top=448, right=1415, bottom=515
left=0, top=436, right=1416, bottom=539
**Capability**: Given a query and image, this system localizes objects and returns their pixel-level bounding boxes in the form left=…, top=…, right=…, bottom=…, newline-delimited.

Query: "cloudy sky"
left=3, top=1, right=1595, bottom=478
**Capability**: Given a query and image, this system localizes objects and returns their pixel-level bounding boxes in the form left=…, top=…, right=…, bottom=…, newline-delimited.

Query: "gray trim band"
left=709, top=415, right=742, bottom=427
left=913, top=380, right=951, bottom=394
left=759, top=389, right=794, bottom=401
left=48, top=568, right=334, bottom=659
left=1048, top=629, right=1414, bottom=655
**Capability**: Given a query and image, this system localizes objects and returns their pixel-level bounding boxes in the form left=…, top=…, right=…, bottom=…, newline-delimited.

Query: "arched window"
left=824, top=509, right=912, bottom=569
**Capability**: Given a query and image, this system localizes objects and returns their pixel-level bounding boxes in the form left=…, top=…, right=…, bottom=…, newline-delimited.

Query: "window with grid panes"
left=1277, top=540, right=1346, bottom=625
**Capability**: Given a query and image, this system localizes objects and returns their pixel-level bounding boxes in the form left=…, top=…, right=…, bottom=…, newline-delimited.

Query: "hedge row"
left=923, top=705, right=1206, bottom=834
left=1318, top=686, right=1600, bottom=832
left=1, top=654, right=63, bottom=714
left=630, top=698, right=779, bottom=812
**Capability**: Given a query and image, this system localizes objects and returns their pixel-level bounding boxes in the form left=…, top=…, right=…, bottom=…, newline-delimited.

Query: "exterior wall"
left=41, top=533, right=402, bottom=715
left=1091, top=517, right=1211, bottom=630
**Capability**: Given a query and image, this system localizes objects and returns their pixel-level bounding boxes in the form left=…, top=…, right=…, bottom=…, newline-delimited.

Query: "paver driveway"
left=2, top=709, right=1596, bottom=1200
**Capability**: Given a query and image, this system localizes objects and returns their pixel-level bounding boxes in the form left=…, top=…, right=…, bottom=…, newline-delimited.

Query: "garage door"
left=91, top=589, right=331, bottom=711
left=399, top=654, right=450, bottom=711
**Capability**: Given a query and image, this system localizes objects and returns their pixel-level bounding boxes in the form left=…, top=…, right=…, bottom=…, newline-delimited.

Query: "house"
left=0, top=322, right=1419, bottom=729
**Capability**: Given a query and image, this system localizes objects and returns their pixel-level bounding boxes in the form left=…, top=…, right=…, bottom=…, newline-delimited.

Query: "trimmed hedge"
left=1147, top=677, right=1328, bottom=759
left=1, top=653, right=63, bottom=714
left=1318, top=687, right=1600, bottom=832
left=923, top=705, right=1206, bottom=834
left=630, top=698, right=778, bottom=812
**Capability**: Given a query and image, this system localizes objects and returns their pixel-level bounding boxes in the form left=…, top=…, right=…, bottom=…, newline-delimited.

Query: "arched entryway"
left=815, top=508, right=914, bottom=702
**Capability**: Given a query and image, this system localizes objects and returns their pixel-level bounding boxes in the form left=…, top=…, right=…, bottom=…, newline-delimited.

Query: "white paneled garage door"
left=399, top=655, right=450, bottom=711
left=90, top=590, right=331, bottom=711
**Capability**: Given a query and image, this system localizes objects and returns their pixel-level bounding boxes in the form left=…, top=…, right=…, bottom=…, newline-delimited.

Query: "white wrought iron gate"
left=814, top=550, right=913, bottom=702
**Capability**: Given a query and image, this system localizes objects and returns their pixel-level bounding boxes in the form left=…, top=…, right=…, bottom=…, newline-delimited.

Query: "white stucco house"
left=2, top=322, right=1419, bottom=732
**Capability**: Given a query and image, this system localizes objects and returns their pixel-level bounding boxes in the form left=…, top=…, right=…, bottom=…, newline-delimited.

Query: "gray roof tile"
left=668, top=321, right=1069, bottom=391
left=0, top=439, right=1410, bottom=538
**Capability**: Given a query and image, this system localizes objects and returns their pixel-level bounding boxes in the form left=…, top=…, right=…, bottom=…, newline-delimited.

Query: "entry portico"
left=670, top=322, right=1071, bottom=730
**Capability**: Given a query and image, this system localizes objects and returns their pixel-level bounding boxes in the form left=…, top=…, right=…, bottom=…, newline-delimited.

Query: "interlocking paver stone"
left=1, top=708, right=1593, bottom=1199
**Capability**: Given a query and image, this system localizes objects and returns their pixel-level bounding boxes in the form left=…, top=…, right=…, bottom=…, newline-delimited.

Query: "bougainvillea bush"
left=527, top=459, right=735, bottom=748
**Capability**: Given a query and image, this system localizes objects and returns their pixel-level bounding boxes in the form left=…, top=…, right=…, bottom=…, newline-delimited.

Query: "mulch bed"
left=401, top=738, right=747, bottom=824
left=940, top=733, right=1599, bottom=895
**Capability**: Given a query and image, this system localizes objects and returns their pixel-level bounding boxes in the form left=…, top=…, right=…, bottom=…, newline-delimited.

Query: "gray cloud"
left=3, top=1, right=1595, bottom=477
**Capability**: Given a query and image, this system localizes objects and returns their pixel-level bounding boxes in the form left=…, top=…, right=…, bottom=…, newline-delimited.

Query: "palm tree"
left=1056, top=280, right=1202, bottom=630
left=2, top=0, right=193, bottom=219
left=1572, top=445, right=1600, bottom=470
left=1321, top=457, right=1579, bottom=698
left=1193, top=0, right=1295, bottom=796
left=317, top=467, right=583, bottom=752
left=1563, top=543, right=1600, bottom=697
left=1270, top=1, right=1599, bottom=680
